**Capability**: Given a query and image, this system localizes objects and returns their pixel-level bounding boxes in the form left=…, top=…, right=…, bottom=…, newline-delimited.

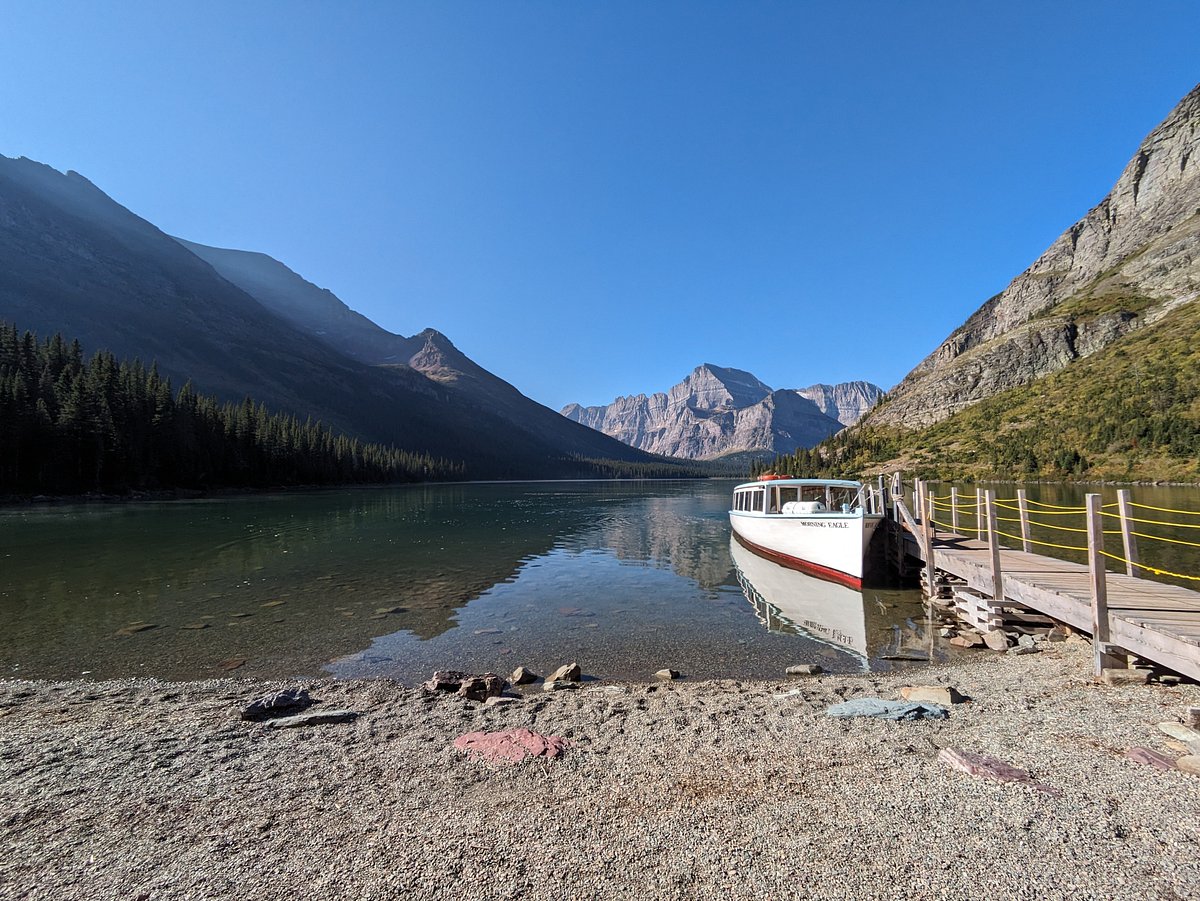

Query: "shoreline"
left=4, top=642, right=1198, bottom=900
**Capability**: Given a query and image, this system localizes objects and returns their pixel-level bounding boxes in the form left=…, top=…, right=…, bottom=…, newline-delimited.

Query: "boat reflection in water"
left=730, top=536, right=929, bottom=672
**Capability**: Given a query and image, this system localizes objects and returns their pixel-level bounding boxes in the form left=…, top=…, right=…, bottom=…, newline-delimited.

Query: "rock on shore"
left=0, top=643, right=1198, bottom=899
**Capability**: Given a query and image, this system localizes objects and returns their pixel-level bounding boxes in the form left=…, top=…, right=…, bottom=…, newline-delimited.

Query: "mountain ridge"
left=562, top=365, right=881, bottom=460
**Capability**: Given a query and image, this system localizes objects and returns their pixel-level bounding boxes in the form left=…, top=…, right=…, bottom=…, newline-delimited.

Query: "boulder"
left=452, top=728, right=570, bottom=764
left=547, top=662, right=582, bottom=683
left=948, top=636, right=980, bottom=649
left=423, top=671, right=507, bottom=701
left=509, top=666, right=538, bottom=685
left=484, top=696, right=520, bottom=707
left=1177, top=755, right=1200, bottom=777
left=263, top=709, right=358, bottom=729
left=899, top=685, right=962, bottom=706
left=655, top=668, right=681, bottom=680
left=1186, top=707, right=1200, bottom=729
left=785, top=664, right=823, bottom=676
left=241, top=687, right=312, bottom=721
left=1046, top=625, right=1071, bottom=643
left=983, top=630, right=1012, bottom=652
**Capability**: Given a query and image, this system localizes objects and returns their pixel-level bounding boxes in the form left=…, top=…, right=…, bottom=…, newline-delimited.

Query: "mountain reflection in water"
left=2, top=480, right=929, bottom=682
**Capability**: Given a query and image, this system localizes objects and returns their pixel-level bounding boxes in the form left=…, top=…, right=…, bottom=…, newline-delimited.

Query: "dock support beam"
left=1117, top=489, right=1139, bottom=578
left=1086, top=493, right=1122, bottom=674
left=985, top=489, right=1003, bottom=603
left=1017, top=489, right=1032, bottom=553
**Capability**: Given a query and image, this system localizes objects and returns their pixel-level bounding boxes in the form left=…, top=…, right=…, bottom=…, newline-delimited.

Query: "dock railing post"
left=1086, top=493, right=1119, bottom=675
left=1117, top=489, right=1139, bottom=578
left=985, top=489, right=1003, bottom=603
left=877, top=475, right=886, bottom=517
left=975, top=487, right=984, bottom=541
left=1017, top=489, right=1032, bottom=553
left=950, top=487, right=959, bottom=533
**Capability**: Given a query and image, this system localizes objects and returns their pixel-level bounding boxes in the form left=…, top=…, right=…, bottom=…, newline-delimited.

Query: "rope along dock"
left=891, top=476, right=1200, bottom=681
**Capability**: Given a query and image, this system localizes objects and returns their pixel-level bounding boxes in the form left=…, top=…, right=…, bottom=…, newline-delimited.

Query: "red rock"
left=453, top=728, right=571, bottom=764
left=938, top=747, right=1060, bottom=795
left=1124, top=747, right=1177, bottom=771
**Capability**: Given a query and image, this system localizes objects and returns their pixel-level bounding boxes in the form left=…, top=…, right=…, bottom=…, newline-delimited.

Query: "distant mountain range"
left=562, top=366, right=882, bottom=460
left=0, top=154, right=684, bottom=479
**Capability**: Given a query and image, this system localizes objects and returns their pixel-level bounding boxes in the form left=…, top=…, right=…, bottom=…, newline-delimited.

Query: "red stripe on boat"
left=732, top=531, right=863, bottom=590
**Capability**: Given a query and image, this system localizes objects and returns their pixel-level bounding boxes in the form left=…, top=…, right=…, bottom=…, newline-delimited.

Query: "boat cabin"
left=732, top=480, right=866, bottom=516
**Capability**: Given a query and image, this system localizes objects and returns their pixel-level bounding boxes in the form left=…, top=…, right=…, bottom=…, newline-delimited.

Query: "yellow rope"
left=1129, top=501, right=1200, bottom=517
left=1025, top=517, right=1090, bottom=534
left=1022, top=498, right=1087, bottom=511
left=1098, top=509, right=1200, bottom=530
left=993, top=501, right=1082, bottom=516
left=1099, top=551, right=1200, bottom=582
left=993, top=528, right=1088, bottom=553
left=1129, top=530, right=1200, bottom=549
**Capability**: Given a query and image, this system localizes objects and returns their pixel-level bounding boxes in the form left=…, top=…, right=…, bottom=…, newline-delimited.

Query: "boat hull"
left=729, top=511, right=884, bottom=590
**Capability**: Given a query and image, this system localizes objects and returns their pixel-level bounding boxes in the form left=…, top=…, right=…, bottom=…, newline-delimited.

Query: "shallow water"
left=0, top=480, right=936, bottom=682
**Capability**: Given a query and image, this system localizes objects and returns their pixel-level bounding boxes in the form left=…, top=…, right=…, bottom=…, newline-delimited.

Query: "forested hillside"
left=758, top=296, right=1200, bottom=483
left=0, top=324, right=462, bottom=495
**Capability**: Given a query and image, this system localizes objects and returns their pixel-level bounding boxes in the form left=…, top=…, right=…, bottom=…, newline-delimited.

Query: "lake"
left=0, top=480, right=931, bottom=683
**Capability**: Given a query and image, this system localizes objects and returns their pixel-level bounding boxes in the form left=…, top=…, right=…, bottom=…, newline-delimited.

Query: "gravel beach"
left=2, top=641, right=1199, bottom=901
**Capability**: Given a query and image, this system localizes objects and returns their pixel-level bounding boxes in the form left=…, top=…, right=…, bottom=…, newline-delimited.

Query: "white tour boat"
left=729, top=476, right=886, bottom=589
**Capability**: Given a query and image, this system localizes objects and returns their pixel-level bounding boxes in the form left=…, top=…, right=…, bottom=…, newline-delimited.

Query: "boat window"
left=800, top=485, right=825, bottom=503
left=750, top=490, right=764, bottom=512
left=777, top=487, right=798, bottom=506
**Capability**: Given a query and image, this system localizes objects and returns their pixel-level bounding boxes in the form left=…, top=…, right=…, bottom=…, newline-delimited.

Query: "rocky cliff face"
left=865, top=83, right=1200, bottom=429
left=562, top=365, right=880, bottom=459
left=794, top=381, right=883, bottom=426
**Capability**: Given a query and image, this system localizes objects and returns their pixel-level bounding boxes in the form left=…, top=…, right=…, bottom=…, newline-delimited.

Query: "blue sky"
left=1, top=2, right=1197, bottom=410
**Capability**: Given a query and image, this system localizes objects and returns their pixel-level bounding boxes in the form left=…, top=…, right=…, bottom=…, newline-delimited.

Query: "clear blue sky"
left=2, top=2, right=1197, bottom=410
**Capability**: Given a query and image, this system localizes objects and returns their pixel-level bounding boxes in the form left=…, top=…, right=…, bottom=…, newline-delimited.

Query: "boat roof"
left=733, top=478, right=863, bottom=490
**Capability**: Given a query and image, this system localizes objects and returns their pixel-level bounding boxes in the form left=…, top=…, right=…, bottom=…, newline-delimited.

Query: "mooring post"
left=1017, top=489, right=1032, bottom=553
left=985, top=489, right=1003, bottom=602
left=1086, top=493, right=1120, bottom=674
left=950, top=487, right=959, bottom=533
left=1117, top=489, right=1139, bottom=578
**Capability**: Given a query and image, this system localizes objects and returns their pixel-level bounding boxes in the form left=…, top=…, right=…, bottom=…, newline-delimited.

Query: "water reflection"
left=730, top=537, right=935, bottom=671
left=0, top=480, right=931, bottom=682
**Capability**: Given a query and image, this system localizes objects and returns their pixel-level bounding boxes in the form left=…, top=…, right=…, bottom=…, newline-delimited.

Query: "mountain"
left=176, top=239, right=668, bottom=460
left=863, top=83, right=1200, bottom=432
left=0, top=154, right=676, bottom=478
left=816, top=83, right=1200, bottom=482
left=561, top=365, right=880, bottom=460
left=793, top=381, right=884, bottom=427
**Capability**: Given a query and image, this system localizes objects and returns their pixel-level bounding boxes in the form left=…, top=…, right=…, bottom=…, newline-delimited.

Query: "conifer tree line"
left=0, top=323, right=464, bottom=495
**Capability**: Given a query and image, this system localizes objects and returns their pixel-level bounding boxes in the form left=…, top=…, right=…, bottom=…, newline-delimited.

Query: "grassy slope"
left=812, top=298, right=1200, bottom=482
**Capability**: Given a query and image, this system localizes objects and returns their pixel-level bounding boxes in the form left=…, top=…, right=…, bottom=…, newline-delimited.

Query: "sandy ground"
left=1, top=641, right=1199, bottom=901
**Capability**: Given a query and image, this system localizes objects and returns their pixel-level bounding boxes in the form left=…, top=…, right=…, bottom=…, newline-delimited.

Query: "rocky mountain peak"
left=864, top=82, right=1200, bottom=429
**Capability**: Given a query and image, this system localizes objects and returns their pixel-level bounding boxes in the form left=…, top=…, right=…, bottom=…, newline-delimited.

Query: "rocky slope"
left=0, top=154, right=669, bottom=477
left=178, top=239, right=664, bottom=463
left=864, top=82, right=1200, bottom=430
left=562, top=365, right=880, bottom=459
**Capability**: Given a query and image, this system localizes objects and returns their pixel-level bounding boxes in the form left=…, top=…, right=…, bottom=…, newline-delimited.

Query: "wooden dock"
left=889, top=478, right=1200, bottom=682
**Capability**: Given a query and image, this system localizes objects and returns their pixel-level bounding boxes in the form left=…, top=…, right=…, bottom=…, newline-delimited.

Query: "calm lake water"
left=0, top=480, right=932, bottom=683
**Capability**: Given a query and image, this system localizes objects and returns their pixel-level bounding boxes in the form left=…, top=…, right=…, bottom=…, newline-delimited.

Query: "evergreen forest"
left=0, top=324, right=464, bottom=496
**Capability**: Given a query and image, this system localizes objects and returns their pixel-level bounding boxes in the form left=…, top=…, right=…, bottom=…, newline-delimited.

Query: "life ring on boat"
left=757, top=473, right=792, bottom=481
